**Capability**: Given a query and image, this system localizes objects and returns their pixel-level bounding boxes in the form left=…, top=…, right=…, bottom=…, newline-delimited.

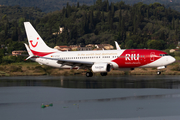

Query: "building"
left=53, top=43, right=114, bottom=51
left=93, top=48, right=104, bottom=51
left=86, top=44, right=95, bottom=48
left=95, top=44, right=104, bottom=49
left=95, top=44, right=114, bottom=50
left=77, top=47, right=92, bottom=51
left=52, top=27, right=64, bottom=35
left=102, top=44, right=114, bottom=50
left=12, top=51, right=25, bottom=56
left=59, top=27, right=64, bottom=34
left=54, top=46, right=71, bottom=51
left=70, top=45, right=80, bottom=51
left=170, top=49, right=180, bottom=53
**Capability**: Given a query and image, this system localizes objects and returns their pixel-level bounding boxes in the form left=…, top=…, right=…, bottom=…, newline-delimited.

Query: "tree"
left=12, top=25, right=18, bottom=41
left=18, top=17, right=25, bottom=28
left=106, top=0, right=109, bottom=12
left=0, top=49, right=4, bottom=64
left=172, top=17, right=175, bottom=30
left=95, top=10, right=101, bottom=24
left=102, top=11, right=105, bottom=23
left=77, top=2, right=80, bottom=8
left=108, top=11, right=112, bottom=24
left=118, top=10, right=122, bottom=31
left=96, top=0, right=102, bottom=10
left=126, top=40, right=133, bottom=49
left=111, top=2, right=114, bottom=17
left=110, top=18, right=113, bottom=29
left=147, top=40, right=165, bottom=50
left=96, top=0, right=102, bottom=5
left=121, top=17, right=125, bottom=35
left=147, top=8, right=149, bottom=19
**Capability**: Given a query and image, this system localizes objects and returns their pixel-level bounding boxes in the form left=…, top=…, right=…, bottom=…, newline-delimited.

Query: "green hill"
left=0, top=0, right=180, bottom=12
left=1, top=1, right=180, bottom=64
left=0, top=2, right=180, bottom=55
left=34, top=2, right=180, bottom=49
left=0, top=5, right=45, bottom=22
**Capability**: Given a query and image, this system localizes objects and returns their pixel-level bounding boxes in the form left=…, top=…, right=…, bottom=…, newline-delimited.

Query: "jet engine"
left=92, top=63, right=111, bottom=73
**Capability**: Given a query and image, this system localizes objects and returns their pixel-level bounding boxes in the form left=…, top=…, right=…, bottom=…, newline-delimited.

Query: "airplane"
left=23, top=22, right=176, bottom=77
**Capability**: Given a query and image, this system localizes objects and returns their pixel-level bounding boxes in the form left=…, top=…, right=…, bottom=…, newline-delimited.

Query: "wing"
left=41, top=57, right=94, bottom=69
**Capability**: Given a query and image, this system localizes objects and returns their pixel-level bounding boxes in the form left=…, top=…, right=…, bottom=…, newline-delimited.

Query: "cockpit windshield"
left=159, top=54, right=169, bottom=56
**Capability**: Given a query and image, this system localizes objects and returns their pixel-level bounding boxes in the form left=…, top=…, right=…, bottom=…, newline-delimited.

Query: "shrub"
left=34, top=66, right=45, bottom=72
left=9, top=65, right=23, bottom=72
left=0, top=67, right=4, bottom=71
left=171, top=65, right=180, bottom=71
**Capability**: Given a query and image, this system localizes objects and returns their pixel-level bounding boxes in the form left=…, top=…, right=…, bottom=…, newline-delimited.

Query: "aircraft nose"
left=168, top=56, right=176, bottom=64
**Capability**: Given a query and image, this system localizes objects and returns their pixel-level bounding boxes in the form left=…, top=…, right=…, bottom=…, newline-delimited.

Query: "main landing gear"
left=86, top=72, right=93, bottom=77
left=85, top=72, right=108, bottom=77
left=157, top=71, right=161, bottom=75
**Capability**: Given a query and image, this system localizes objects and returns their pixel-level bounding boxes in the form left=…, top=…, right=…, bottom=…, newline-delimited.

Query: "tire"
left=157, top=71, right=161, bottom=75
left=86, top=72, right=93, bottom=77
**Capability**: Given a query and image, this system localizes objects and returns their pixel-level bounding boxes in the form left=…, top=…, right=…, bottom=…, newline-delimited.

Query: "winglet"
left=115, top=41, right=121, bottom=50
left=24, top=43, right=34, bottom=60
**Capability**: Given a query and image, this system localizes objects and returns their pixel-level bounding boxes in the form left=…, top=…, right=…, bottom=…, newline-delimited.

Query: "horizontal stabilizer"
left=24, top=43, right=34, bottom=60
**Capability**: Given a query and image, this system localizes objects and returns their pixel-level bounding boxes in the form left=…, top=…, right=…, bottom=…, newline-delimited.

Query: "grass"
left=175, top=55, right=180, bottom=60
left=10, top=62, right=39, bottom=66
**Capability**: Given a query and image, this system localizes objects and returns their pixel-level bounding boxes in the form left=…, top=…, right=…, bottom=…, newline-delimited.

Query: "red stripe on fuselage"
left=112, top=49, right=167, bottom=68
left=31, top=49, right=55, bottom=57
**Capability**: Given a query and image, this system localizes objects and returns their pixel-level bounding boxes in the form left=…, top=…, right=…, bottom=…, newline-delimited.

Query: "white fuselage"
left=31, top=49, right=175, bottom=70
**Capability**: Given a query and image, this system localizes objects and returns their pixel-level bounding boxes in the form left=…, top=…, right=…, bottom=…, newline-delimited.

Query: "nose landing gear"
left=157, top=71, right=161, bottom=75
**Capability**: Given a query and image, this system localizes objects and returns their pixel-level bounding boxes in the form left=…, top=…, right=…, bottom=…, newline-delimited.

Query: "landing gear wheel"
left=157, top=71, right=161, bottom=75
left=86, top=72, right=93, bottom=77
left=100, top=72, right=107, bottom=76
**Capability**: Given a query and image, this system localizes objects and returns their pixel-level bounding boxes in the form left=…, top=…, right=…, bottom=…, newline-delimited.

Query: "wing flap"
left=57, top=59, right=94, bottom=68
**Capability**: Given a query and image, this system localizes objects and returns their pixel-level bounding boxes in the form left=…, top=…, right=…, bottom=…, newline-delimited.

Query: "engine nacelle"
left=92, top=63, right=111, bottom=73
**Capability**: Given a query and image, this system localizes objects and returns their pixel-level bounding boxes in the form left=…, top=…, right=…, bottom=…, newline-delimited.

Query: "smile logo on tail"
left=30, top=37, right=39, bottom=48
